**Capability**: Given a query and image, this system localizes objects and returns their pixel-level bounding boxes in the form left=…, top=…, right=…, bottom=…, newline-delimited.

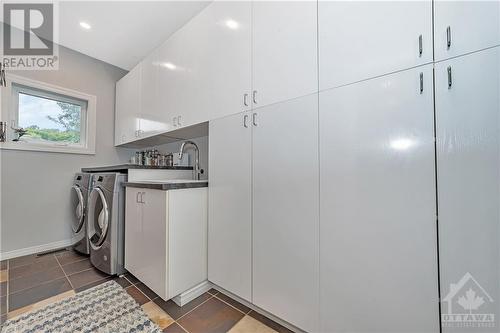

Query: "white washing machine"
left=71, top=173, right=91, bottom=254
left=87, top=173, right=127, bottom=275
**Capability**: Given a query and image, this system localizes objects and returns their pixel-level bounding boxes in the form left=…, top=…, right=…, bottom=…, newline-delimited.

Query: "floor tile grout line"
left=55, top=254, right=74, bottom=290
left=212, top=294, right=251, bottom=316
left=174, top=320, right=190, bottom=333
left=8, top=254, right=61, bottom=272
left=126, top=283, right=154, bottom=302
left=175, top=294, right=215, bottom=322
left=6, top=260, right=9, bottom=314
left=58, top=257, right=89, bottom=268
left=8, top=258, right=93, bottom=295
left=8, top=273, right=69, bottom=297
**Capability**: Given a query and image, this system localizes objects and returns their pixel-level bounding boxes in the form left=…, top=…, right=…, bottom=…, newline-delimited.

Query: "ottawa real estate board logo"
left=2, top=2, right=59, bottom=70
left=441, top=272, right=496, bottom=330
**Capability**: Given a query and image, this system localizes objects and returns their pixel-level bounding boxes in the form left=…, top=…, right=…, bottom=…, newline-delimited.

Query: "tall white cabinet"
left=434, top=1, right=500, bottom=61
left=252, top=1, right=317, bottom=108
left=318, top=0, right=433, bottom=90
left=435, top=48, right=500, bottom=331
left=208, top=112, right=252, bottom=302
left=209, top=94, right=319, bottom=331
left=319, top=66, right=439, bottom=332
left=252, top=94, right=319, bottom=332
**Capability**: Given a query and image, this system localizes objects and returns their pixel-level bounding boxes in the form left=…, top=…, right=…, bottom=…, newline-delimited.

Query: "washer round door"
left=87, top=187, right=109, bottom=250
left=71, top=185, right=85, bottom=233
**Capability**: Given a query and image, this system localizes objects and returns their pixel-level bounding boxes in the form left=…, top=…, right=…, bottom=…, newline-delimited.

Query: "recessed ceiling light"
left=79, top=21, right=91, bottom=30
left=225, top=19, right=239, bottom=30
left=161, top=62, right=177, bottom=70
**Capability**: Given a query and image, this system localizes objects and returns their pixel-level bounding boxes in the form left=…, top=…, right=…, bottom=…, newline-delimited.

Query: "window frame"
left=1, top=74, right=97, bottom=155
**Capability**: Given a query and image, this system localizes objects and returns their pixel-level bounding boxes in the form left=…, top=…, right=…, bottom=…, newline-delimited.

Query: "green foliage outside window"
left=24, top=101, right=81, bottom=143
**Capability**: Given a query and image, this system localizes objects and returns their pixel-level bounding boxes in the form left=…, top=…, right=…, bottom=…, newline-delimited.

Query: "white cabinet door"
left=320, top=66, right=439, bottom=332
left=319, top=1, right=432, bottom=90
left=168, top=188, right=208, bottom=298
left=252, top=94, right=319, bottom=332
left=140, top=189, right=168, bottom=299
left=159, top=1, right=251, bottom=126
left=208, top=112, right=252, bottom=302
left=140, top=49, right=171, bottom=138
left=434, top=1, right=500, bottom=61
left=115, top=64, right=141, bottom=145
left=252, top=1, right=317, bottom=108
left=435, top=48, right=500, bottom=331
left=124, top=188, right=144, bottom=282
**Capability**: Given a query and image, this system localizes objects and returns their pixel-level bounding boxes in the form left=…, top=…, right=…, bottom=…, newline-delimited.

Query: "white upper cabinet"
left=115, top=63, right=141, bottom=146
left=435, top=48, right=500, bottom=329
left=208, top=112, right=252, bottom=302
left=158, top=1, right=252, bottom=126
left=252, top=1, right=318, bottom=108
left=252, top=94, right=319, bottom=332
left=320, top=66, right=439, bottom=332
left=140, top=49, right=172, bottom=138
left=434, top=1, right=500, bottom=61
left=319, top=1, right=433, bottom=90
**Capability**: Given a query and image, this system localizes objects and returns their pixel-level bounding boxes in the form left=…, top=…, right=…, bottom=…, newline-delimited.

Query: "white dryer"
left=71, top=173, right=91, bottom=254
left=87, top=173, right=127, bottom=275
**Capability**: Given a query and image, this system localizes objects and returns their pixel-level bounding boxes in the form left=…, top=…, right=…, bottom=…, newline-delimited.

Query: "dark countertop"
left=124, top=180, right=208, bottom=191
left=82, top=164, right=193, bottom=173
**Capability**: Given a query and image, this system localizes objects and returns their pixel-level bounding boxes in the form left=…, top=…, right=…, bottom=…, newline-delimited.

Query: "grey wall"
left=0, top=45, right=129, bottom=255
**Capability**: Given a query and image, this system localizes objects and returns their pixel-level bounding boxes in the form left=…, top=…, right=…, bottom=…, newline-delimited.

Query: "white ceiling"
left=58, top=1, right=211, bottom=70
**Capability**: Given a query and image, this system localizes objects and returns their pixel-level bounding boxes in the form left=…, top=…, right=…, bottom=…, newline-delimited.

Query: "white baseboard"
left=172, top=280, right=212, bottom=307
left=0, top=238, right=75, bottom=260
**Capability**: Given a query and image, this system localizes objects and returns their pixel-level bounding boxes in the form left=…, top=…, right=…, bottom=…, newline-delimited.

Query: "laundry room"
left=0, top=1, right=499, bottom=333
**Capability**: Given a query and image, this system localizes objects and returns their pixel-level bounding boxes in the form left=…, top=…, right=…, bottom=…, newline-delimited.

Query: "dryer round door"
left=71, top=185, right=85, bottom=233
left=87, top=187, right=109, bottom=250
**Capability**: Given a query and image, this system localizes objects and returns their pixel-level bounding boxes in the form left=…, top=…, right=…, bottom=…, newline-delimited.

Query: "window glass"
left=14, top=85, right=87, bottom=146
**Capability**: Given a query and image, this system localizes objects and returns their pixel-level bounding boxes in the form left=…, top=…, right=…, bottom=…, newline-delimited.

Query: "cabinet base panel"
left=210, top=283, right=305, bottom=333
left=172, top=280, right=211, bottom=307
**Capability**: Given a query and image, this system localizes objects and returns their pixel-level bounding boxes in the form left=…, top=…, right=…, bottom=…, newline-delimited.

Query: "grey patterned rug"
left=1, top=280, right=162, bottom=333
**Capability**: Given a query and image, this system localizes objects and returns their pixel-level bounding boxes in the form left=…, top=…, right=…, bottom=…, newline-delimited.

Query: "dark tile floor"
left=0, top=248, right=293, bottom=333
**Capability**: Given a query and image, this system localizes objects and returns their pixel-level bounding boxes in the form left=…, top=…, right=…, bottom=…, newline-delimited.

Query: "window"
left=14, top=84, right=87, bottom=146
left=1, top=75, right=96, bottom=154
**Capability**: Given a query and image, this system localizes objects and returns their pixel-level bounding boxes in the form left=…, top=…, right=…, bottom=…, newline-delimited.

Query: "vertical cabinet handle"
left=136, top=192, right=141, bottom=203
left=243, top=114, right=248, bottom=128
left=418, top=35, right=423, bottom=57
left=252, top=90, right=258, bottom=104
left=178, top=116, right=182, bottom=127
left=447, top=66, right=452, bottom=89
left=141, top=192, right=146, bottom=204
left=252, top=113, right=258, bottom=127
left=419, top=72, right=424, bottom=94
left=446, top=26, right=452, bottom=49
left=243, top=93, right=249, bottom=107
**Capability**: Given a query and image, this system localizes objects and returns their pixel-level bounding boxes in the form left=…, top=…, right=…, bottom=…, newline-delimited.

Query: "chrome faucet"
left=179, top=140, right=201, bottom=180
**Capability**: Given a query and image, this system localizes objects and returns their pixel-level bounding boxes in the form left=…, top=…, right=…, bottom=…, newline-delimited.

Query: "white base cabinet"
left=319, top=66, right=440, bottom=332
left=125, top=187, right=207, bottom=300
left=435, top=47, right=500, bottom=332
